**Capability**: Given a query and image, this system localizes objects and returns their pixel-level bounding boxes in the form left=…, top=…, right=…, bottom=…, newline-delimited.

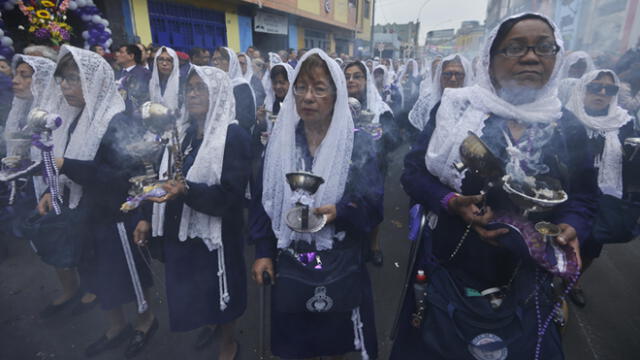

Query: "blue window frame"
left=148, top=1, right=227, bottom=52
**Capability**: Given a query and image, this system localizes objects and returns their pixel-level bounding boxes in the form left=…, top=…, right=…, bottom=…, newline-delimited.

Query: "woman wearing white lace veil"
left=239, top=52, right=266, bottom=109
left=213, top=47, right=256, bottom=132
left=148, top=65, right=251, bottom=357
left=149, top=46, right=182, bottom=112
left=558, top=51, right=596, bottom=104
left=408, top=53, right=472, bottom=132
left=250, top=49, right=383, bottom=359
left=373, top=63, right=403, bottom=115
left=37, top=45, right=157, bottom=358
left=391, top=13, right=598, bottom=359
left=4, top=55, right=55, bottom=140
left=564, top=69, right=637, bottom=308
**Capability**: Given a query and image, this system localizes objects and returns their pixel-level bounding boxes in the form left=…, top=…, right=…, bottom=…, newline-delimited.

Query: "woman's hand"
left=448, top=194, right=508, bottom=244
left=147, top=180, right=187, bottom=203
left=556, top=223, right=582, bottom=270
left=314, top=204, right=337, bottom=224
left=256, top=105, right=267, bottom=124
left=37, top=193, right=53, bottom=215
left=252, top=257, right=275, bottom=285
left=133, top=220, right=151, bottom=246
left=54, top=158, right=64, bottom=171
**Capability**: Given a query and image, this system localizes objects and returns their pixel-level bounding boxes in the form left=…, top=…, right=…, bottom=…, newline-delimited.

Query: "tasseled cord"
left=116, top=222, right=148, bottom=313
left=351, top=307, right=369, bottom=359
left=217, top=244, right=230, bottom=311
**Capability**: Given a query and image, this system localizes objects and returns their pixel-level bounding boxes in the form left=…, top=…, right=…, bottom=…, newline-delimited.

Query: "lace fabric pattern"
left=409, top=53, right=472, bottom=131
left=39, top=45, right=125, bottom=208
left=4, top=55, right=56, bottom=140
left=566, top=69, right=632, bottom=199
left=262, top=49, right=354, bottom=251
left=149, top=46, right=181, bottom=112
left=360, top=61, right=393, bottom=125
left=425, top=12, right=566, bottom=192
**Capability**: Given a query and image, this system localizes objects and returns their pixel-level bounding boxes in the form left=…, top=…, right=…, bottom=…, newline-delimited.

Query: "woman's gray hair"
left=24, top=45, right=58, bottom=62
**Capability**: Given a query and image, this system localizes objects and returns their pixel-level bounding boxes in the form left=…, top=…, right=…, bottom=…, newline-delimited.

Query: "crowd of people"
left=0, top=10, right=639, bottom=360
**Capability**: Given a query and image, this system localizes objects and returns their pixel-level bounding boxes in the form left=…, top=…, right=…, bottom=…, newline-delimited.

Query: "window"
left=305, top=29, right=329, bottom=51
left=364, top=0, right=370, bottom=19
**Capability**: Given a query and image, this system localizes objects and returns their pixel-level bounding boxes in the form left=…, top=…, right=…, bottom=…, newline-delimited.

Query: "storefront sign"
left=254, top=11, right=288, bottom=35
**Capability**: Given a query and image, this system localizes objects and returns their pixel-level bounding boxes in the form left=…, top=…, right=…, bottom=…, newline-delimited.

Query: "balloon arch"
left=0, top=0, right=113, bottom=59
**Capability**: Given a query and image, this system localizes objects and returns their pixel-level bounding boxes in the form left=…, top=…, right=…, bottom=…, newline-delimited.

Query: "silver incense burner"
left=285, top=171, right=327, bottom=233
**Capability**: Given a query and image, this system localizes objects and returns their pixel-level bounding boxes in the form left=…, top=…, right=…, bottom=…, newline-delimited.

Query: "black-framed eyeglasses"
left=498, top=42, right=560, bottom=57
left=586, top=82, right=619, bottom=96
left=442, top=71, right=465, bottom=79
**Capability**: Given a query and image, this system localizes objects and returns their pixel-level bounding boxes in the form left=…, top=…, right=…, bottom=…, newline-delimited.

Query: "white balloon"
left=81, top=14, right=91, bottom=22
left=76, top=0, right=86, bottom=7
left=105, top=28, right=112, bottom=34
left=103, top=20, right=109, bottom=27
left=68, top=1, right=77, bottom=10
left=105, top=38, right=113, bottom=46
left=1, top=37, right=13, bottom=47
left=87, top=0, right=95, bottom=5
left=91, top=15, right=101, bottom=23
left=82, top=31, right=89, bottom=40
left=0, top=30, right=4, bottom=38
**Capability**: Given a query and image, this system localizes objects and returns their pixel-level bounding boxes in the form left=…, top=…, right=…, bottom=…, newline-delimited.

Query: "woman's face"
left=345, top=65, right=366, bottom=99
left=12, top=63, right=34, bottom=100
left=568, top=58, right=587, bottom=78
left=57, top=63, right=85, bottom=108
left=212, top=50, right=230, bottom=73
left=272, top=72, right=290, bottom=100
left=238, top=55, right=248, bottom=75
left=440, top=60, right=466, bottom=91
left=584, top=73, right=617, bottom=113
left=294, top=66, right=336, bottom=125
left=185, top=74, right=210, bottom=119
left=157, top=50, right=174, bottom=77
left=490, top=19, right=557, bottom=92
left=0, top=60, right=11, bottom=76
left=374, top=70, right=384, bottom=89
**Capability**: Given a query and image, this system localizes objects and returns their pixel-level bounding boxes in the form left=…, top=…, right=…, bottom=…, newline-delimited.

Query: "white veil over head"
left=238, top=52, right=254, bottom=82
left=5, top=55, right=55, bottom=139
left=262, top=52, right=283, bottom=95
left=41, top=45, right=125, bottom=207
left=350, top=61, right=392, bottom=124
left=221, top=47, right=249, bottom=88
left=263, top=63, right=294, bottom=113
left=177, top=65, right=236, bottom=250
left=149, top=46, right=181, bottom=111
left=566, top=69, right=631, bottom=198
left=558, top=51, right=597, bottom=103
left=409, top=53, right=472, bottom=131
left=425, top=12, right=565, bottom=191
left=262, top=48, right=354, bottom=251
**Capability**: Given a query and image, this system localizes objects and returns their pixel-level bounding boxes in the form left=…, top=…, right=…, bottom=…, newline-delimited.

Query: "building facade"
left=373, top=22, right=419, bottom=58
left=115, top=0, right=373, bottom=56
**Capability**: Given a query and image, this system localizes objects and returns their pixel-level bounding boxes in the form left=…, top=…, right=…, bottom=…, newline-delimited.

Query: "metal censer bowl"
left=285, top=172, right=327, bottom=233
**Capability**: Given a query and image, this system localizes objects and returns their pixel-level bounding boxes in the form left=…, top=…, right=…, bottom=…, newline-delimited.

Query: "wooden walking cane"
left=259, top=271, right=272, bottom=359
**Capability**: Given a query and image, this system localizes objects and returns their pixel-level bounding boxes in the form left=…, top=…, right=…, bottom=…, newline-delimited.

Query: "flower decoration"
left=18, top=0, right=72, bottom=46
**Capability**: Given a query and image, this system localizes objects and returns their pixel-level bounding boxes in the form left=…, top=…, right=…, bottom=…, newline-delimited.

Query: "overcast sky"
left=374, top=0, right=489, bottom=43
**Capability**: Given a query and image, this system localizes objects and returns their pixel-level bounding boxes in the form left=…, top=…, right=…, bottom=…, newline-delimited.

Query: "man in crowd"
left=114, top=44, right=151, bottom=114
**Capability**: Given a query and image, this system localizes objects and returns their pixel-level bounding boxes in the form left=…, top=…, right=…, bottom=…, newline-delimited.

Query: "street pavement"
left=1, top=144, right=639, bottom=359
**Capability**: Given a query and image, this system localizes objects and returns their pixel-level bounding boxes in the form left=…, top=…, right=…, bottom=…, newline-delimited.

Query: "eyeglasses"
left=498, top=42, right=559, bottom=57
left=442, top=71, right=465, bottom=80
left=293, top=84, right=332, bottom=98
left=156, top=57, right=174, bottom=64
left=345, top=73, right=365, bottom=81
left=54, top=73, right=81, bottom=86
left=185, top=83, right=208, bottom=95
left=586, top=83, right=619, bottom=96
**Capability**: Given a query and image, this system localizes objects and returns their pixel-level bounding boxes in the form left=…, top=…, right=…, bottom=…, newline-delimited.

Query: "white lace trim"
left=566, top=69, right=632, bottom=199
left=262, top=49, right=353, bottom=251
left=351, top=307, right=369, bottom=360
